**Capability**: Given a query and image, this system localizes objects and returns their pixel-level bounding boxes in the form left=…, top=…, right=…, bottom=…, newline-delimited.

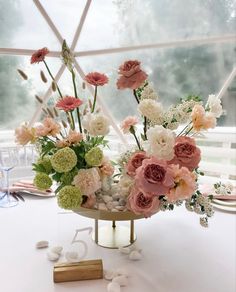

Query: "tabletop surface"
left=0, top=194, right=235, bottom=292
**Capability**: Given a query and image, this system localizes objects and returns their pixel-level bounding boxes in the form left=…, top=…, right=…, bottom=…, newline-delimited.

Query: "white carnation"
left=138, top=99, right=163, bottom=122
left=207, top=94, right=223, bottom=118
left=141, top=84, right=158, bottom=100
left=147, top=125, right=175, bottom=160
left=83, top=114, right=110, bottom=136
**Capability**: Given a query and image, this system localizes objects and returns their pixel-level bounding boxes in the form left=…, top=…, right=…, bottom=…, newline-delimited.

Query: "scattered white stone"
left=51, top=246, right=63, bottom=255
left=47, top=251, right=60, bottom=261
left=107, top=281, right=121, bottom=292
left=115, top=268, right=129, bottom=277
left=115, top=206, right=125, bottom=211
left=112, top=275, right=128, bottom=287
left=98, top=203, right=108, bottom=211
left=36, top=240, right=49, bottom=249
left=118, top=198, right=126, bottom=206
left=129, top=250, right=142, bottom=261
left=106, top=201, right=114, bottom=210
left=111, top=208, right=118, bottom=212
left=104, top=270, right=117, bottom=281
left=112, top=201, right=119, bottom=207
left=103, top=195, right=113, bottom=203
left=65, top=251, right=79, bottom=262
left=112, top=193, right=121, bottom=201
left=119, top=246, right=131, bottom=255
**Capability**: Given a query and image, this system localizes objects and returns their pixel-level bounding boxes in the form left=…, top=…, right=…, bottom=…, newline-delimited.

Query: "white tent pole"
left=70, top=0, right=92, bottom=51
left=73, top=60, right=127, bottom=144
left=29, top=65, right=66, bottom=126
left=74, top=34, right=236, bottom=57
left=0, top=48, right=60, bottom=57
left=216, top=67, right=236, bottom=99
left=33, top=0, right=64, bottom=44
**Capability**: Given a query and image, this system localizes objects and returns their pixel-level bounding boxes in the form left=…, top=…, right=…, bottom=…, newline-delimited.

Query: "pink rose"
left=117, top=60, right=148, bottom=90
left=81, top=193, right=96, bottom=209
left=167, top=164, right=197, bottom=202
left=126, top=151, right=148, bottom=177
left=135, top=157, right=174, bottom=195
left=127, top=186, right=160, bottom=217
left=168, top=136, right=201, bottom=171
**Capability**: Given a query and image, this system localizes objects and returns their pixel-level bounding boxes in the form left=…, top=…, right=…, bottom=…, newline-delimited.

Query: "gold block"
left=53, top=259, right=103, bottom=283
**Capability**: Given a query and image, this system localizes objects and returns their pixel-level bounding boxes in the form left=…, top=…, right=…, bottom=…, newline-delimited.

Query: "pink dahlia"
left=84, top=72, right=109, bottom=86
left=56, top=96, right=83, bottom=112
left=135, top=157, right=175, bottom=195
left=127, top=185, right=160, bottom=217
left=117, top=60, right=148, bottom=90
left=31, top=47, right=49, bottom=64
left=168, top=136, right=201, bottom=171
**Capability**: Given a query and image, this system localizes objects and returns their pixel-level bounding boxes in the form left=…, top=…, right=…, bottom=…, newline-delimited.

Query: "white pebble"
left=107, top=282, right=121, bottom=292
left=47, top=251, right=60, bottom=261
left=111, top=208, right=118, bottom=212
left=106, top=201, right=114, bottom=210
left=98, top=203, right=108, bottom=211
left=36, top=240, right=49, bottom=249
left=115, top=206, right=125, bottom=211
left=115, top=268, right=129, bottom=277
left=112, top=201, right=119, bottom=207
left=51, top=246, right=63, bottom=255
left=112, top=275, right=128, bottom=287
left=65, top=251, right=79, bottom=262
left=112, top=193, right=121, bottom=201
left=104, top=270, right=116, bottom=281
left=129, top=250, right=142, bottom=261
left=103, top=195, right=113, bottom=203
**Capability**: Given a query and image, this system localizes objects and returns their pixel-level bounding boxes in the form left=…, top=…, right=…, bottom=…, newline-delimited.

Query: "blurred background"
left=0, top=0, right=235, bottom=130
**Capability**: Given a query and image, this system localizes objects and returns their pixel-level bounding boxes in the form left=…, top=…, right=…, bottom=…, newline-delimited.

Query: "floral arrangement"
left=15, top=43, right=224, bottom=227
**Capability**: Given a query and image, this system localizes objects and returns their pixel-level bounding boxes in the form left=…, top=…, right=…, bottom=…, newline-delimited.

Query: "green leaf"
left=52, top=172, right=62, bottom=182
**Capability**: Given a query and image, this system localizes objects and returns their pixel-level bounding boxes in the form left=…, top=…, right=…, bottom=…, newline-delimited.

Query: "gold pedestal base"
left=92, top=220, right=136, bottom=249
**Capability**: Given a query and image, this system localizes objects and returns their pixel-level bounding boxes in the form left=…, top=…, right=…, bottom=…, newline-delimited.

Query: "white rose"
left=138, top=99, right=163, bottom=122
left=147, top=125, right=175, bottom=160
left=141, top=84, right=158, bottom=100
left=84, top=114, right=110, bottom=136
left=207, top=94, right=223, bottom=118
left=117, top=174, right=134, bottom=197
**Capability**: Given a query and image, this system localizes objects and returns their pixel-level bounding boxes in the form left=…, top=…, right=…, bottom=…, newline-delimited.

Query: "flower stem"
left=43, top=61, right=63, bottom=98
left=91, top=85, right=98, bottom=113
left=143, top=116, right=147, bottom=140
left=184, top=126, right=193, bottom=136
left=71, top=69, right=82, bottom=133
left=130, top=126, right=142, bottom=150
left=70, top=111, right=75, bottom=130
left=133, top=89, right=140, bottom=104
left=177, top=122, right=192, bottom=137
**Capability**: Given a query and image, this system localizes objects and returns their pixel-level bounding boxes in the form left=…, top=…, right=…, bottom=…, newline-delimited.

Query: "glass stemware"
left=0, top=148, right=18, bottom=208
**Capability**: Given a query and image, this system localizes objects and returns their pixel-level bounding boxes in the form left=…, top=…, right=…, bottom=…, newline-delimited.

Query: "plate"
left=212, top=199, right=236, bottom=206
left=17, top=190, right=55, bottom=198
left=212, top=202, right=236, bottom=212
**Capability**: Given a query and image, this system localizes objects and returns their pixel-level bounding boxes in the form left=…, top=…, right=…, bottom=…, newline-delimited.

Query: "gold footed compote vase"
left=74, top=207, right=144, bottom=249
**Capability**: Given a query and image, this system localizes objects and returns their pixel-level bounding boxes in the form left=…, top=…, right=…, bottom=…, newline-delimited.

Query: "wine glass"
left=0, top=148, right=18, bottom=208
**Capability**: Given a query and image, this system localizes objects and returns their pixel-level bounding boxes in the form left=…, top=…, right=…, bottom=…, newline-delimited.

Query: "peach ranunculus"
left=168, top=136, right=201, bottom=171
left=191, top=104, right=216, bottom=131
left=30, top=47, right=49, bottom=64
left=72, top=168, right=101, bottom=196
left=84, top=72, right=109, bottom=86
left=81, top=193, right=96, bottom=209
left=135, top=157, right=174, bottom=195
left=117, top=60, right=148, bottom=90
left=67, top=130, right=83, bottom=144
left=167, top=164, right=196, bottom=202
left=125, top=151, right=148, bottom=177
left=127, top=185, right=160, bottom=217
left=99, top=157, right=114, bottom=176
left=36, top=117, right=61, bottom=137
left=15, top=124, right=36, bottom=145
left=120, top=116, right=138, bottom=134
left=55, top=139, right=70, bottom=148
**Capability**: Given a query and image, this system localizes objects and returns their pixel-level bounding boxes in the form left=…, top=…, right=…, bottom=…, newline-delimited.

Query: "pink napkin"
left=200, top=184, right=236, bottom=200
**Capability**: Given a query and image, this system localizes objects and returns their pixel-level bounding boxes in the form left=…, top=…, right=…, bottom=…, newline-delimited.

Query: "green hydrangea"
left=61, top=168, right=78, bottom=185
left=33, top=172, right=52, bottom=190
left=37, top=156, right=52, bottom=174
left=57, top=186, right=82, bottom=210
left=51, top=147, right=77, bottom=173
left=85, top=147, right=103, bottom=166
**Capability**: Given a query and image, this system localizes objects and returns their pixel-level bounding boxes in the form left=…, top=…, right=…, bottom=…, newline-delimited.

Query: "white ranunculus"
left=84, top=114, right=110, bottom=136
left=141, top=84, right=158, bottom=100
left=117, top=174, right=134, bottom=197
left=147, top=125, right=175, bottom=160
left=207, top=94, right=223, bottom=118
left=138, top=99, right=163, bottom=122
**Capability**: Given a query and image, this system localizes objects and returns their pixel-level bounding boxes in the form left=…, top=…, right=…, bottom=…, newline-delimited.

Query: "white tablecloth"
left=0, top=195, right=235, bottom=292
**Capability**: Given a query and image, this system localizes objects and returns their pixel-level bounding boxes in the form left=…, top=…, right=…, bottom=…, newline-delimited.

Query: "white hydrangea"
left=206, top=94, right=223, bottom=118
left=117, top=174, right=134, bottom=197
left=83, top=114, right=110, bottom=136
left=140, top=84, right=158, bottom=100
left=146, top=125, right=175, bottom=160
left=138, top=99, right=163, bottom=122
